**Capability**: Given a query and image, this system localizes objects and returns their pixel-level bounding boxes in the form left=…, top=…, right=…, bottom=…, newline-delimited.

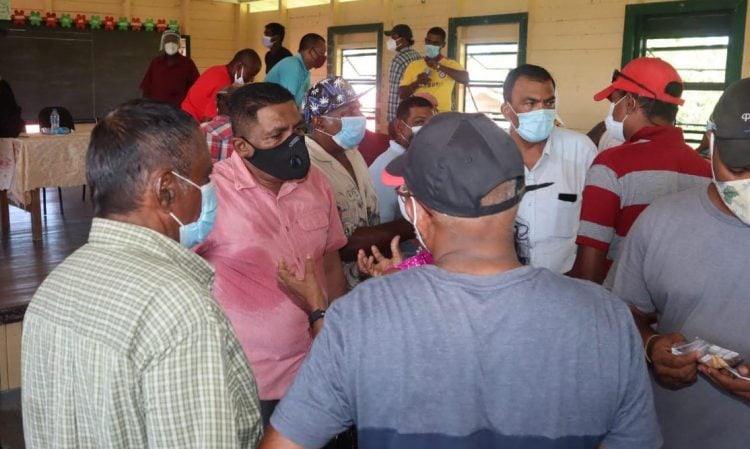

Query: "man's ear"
left=233, top=136, right=255, bottom=159
left=500, top=103, right=513, bottom=122
left=154, top=170, right=177, bottom=212
left=311, top=116, right=324, bottom=133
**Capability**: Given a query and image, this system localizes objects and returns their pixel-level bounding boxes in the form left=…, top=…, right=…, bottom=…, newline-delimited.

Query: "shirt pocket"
left=298, top=211, right=329, bottom=231
left=553, top=196, right=581, bottom=238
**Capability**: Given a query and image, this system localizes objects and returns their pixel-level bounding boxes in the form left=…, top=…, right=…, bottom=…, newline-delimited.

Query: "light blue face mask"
left=323, top=116, right=367, bottom=150
left=511, top=107, right=556, bottom=143
left=425, top=44, right=441, bottom=59
left=169, top=171, right=218, bottom=248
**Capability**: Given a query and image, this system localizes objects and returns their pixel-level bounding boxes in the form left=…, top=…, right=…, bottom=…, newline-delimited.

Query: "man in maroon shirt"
left=140, top=31, right=200, bottom=108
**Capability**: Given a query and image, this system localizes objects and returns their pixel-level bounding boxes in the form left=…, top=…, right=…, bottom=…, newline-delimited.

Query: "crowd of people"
left=19, top=21, right=750, bottom=449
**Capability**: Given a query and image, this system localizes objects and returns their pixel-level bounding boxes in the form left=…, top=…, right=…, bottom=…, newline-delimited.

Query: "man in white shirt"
left=500, top=64, right=596, bottom=273
left=370, top=95, right=435, bottom=223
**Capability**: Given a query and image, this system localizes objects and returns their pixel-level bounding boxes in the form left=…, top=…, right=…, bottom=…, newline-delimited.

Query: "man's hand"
left=278, top=255, right=327, bottom=314
left=700, top=363, right=750, bottom=402
left=357, top=236, right=403, bottom=278
left=425, top=58, right=439, bottom=70
left=416, top=72, right=430, bottom=86
left=649, top=333, right=701, bottom=389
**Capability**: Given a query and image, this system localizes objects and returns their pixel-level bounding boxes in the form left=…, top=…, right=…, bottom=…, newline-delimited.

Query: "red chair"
left=358, top=129, right=390, bottom=167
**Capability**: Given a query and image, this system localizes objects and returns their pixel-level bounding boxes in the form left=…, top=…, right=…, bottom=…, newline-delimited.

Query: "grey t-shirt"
left=612, top=185, right=750, bottom=449
left=272, top=264, right=660, bottom=449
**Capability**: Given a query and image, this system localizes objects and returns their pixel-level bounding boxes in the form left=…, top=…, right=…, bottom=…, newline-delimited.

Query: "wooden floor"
left=0, top=187, right=93, bottom=321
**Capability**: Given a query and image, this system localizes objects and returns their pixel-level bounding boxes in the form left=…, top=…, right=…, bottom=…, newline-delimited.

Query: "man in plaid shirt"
left=200, top=87, right=235, bottom=162
left=385, top=24, right=421, bottom=122
left=22, top=100, right=262, bottom=448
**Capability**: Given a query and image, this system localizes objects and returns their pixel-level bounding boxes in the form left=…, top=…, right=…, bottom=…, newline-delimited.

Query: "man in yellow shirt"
left=399, top=27, right=469, bottom=111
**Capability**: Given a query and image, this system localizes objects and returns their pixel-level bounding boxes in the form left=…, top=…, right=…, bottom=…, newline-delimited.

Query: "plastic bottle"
left=50, top=108, right=60, bottom=131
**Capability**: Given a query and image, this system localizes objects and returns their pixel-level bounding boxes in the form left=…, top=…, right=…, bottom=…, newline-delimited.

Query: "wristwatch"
left=308, top=309, right=326, bottom=327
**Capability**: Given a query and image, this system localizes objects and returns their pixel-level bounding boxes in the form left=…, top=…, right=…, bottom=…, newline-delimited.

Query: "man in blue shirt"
left=265, top=33, right=327, bottom=107
left=258, top=113, right=661, bottom=449
left=370, top=95, right=434, bottom=223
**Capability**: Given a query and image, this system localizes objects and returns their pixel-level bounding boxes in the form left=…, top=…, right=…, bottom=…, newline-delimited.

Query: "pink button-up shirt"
left=195, top=152, right=347, bottom=400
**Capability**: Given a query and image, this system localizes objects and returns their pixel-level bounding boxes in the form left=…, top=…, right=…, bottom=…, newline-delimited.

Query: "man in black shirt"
left=263, top=23, right=293, bottom=74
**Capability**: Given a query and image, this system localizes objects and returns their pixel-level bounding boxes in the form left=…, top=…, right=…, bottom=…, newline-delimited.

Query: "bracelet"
left=644, top=334, right=661, bottom=364
left=308, top=309, right=326, bottom=327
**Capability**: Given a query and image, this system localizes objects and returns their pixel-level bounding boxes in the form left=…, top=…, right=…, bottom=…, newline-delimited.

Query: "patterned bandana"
left=303, top=76, right=360, bottom=122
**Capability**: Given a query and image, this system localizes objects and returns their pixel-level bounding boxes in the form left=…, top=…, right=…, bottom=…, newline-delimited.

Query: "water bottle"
left=50, top=108, right=60, bottom=131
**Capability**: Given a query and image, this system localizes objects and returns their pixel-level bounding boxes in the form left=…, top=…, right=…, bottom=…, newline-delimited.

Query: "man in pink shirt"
left=194, top=83, right=347, bottom=424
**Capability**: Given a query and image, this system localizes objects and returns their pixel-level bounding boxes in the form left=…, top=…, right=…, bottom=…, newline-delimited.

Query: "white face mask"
left=398, top=195, right=429, bottom=251
left=233, top=66, right=244, bottom=86
left=604, top=96, right=628, bottom=142
left=710, top=133, right=750, bottom=225
left=164, top=42, right=179, bottom=56
left=386, top=38, right=398, bottom=51
left=262, top=35, right=274, bottom=49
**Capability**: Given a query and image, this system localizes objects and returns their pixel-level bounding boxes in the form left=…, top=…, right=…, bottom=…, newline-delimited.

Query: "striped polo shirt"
left=576, top=125, right=710, bottom=281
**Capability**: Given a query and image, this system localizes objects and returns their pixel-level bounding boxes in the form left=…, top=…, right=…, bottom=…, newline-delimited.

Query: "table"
left=0, top=124, right=94, bottom=241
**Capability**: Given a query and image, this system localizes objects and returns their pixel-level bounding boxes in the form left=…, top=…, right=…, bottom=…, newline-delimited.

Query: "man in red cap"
left=570, top=57, right=710, bottom=285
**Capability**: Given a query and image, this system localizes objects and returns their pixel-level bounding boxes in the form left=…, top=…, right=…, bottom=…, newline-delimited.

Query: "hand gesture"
left=356, top=236, right=403, bottom=278
left=650, top=333, right=701, bottom=389
left=416, top=72, right=431, bottom=86
left=700, top=363, right=750, bottom=402
left=277, top=255, right=327, bottom=314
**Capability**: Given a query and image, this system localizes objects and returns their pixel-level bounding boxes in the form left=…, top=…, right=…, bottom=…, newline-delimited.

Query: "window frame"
left=327, top=23, right=383, bottom=127
left=447, top=13, right=528, bottom=115
left=622, top=0, right=746, bottom=83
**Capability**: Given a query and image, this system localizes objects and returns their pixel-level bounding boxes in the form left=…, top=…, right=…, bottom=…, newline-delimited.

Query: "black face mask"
left=242, top=133, right=311, bottom=180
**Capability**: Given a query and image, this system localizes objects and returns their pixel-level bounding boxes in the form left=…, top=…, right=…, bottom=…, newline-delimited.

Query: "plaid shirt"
left=22, top=218, right=262, bottom=449
left=200, top=115, right=235, bottom=162
left=387, top=47, right=421, bottom=122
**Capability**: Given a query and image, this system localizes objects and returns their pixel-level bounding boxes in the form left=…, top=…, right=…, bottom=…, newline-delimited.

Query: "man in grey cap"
left=259, top=112, right=660, bottom=449
left=384, top=24, right=420, bottom=122
left=612, top=77, right=750, bottom=449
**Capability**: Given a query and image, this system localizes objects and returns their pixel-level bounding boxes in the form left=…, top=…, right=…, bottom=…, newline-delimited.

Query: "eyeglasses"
left=611, top=70, right=657, bottom=99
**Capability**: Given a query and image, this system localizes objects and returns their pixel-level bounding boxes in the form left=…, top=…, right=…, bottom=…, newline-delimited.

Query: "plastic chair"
left=37, top=106, right=75, bottom=130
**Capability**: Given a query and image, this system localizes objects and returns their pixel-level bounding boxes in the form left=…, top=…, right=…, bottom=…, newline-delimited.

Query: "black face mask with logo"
left=242, top=133, right=311, bottom=180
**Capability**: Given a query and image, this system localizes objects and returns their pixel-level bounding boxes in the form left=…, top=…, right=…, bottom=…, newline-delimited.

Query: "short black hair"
left=396, top=96, right=434, bottom=121
left=503, top=64, right=557, bottom=103
left=299, top=33, right=325, bottom=52
left=265, top=22, right=285, bottom=42
left=230, top=48, right=261, bottom=68
left=632, top=81, right=683, bottom=123
left=229, top=82, right=296, bottom=133
left=427, top=27, right=446, bottom=42
left=86, top=100, right=201, bottom=217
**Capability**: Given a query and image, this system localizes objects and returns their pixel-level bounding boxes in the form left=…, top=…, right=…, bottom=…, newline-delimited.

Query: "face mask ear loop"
left=709, top=132, right=718, bottom=181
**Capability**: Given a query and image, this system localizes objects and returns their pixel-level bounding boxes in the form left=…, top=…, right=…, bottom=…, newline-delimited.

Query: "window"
left=462, top=43, right=519, bottom=128
left=448, top=13, right=528, bottom=130
left=247, top=0, right=278, bottom=13
left=287, top=0, right=329, bottom=8
left=341, top=48, right=378, bottom=130
left=623, top=0, right=747, bottom=146
left=328, top=24, right=383, bottom=131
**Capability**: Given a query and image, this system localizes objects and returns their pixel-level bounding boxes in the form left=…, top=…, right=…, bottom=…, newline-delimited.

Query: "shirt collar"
left=228, top=150, right=301, bottom=196
left=88, top=218, right=214, bottom=286
left=294, top=52, right=307, bottom=69
left=306, top=135, right=338, bottom=165
left=629, top=125, right=683, bottom=144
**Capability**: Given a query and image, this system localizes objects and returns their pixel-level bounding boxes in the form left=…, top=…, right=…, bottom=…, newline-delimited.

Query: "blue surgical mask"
left=510, top=107, right=556, bottom=143
left=425, top=44, right=440, bottom=59
left=323, top=116, right=367, bottom=150
left=169, top=171, right=218, bottom=248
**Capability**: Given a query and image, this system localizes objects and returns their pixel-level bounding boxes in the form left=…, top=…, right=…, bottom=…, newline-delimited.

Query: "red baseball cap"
left=594, top=57, right=684, bottom=105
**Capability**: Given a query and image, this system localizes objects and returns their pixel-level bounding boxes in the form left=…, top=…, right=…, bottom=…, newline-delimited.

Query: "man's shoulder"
left=639, top=185, right=706, bottom=224
left=441, top=57, right=463, bottom=69
left=549, top=127, right=597, bottom=157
